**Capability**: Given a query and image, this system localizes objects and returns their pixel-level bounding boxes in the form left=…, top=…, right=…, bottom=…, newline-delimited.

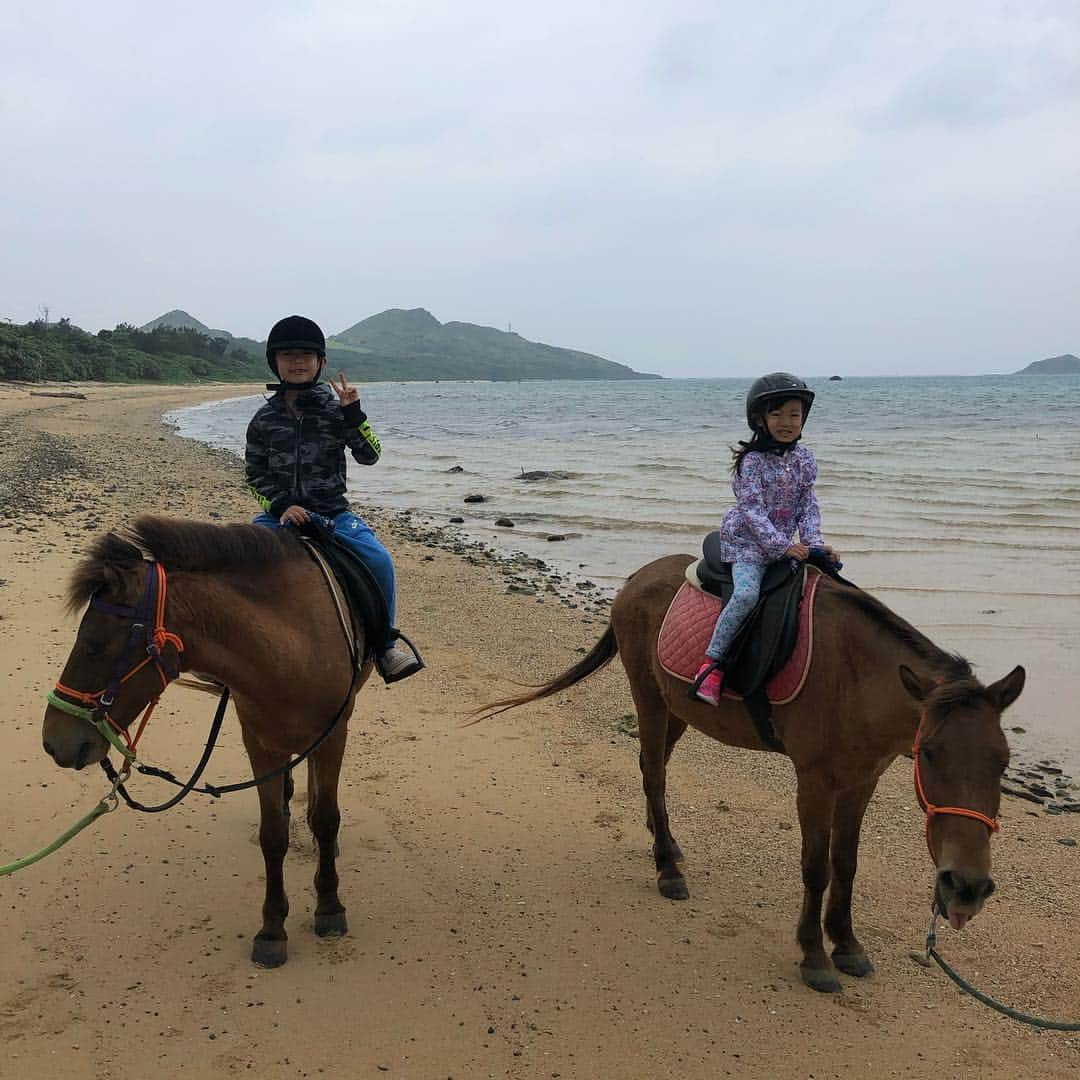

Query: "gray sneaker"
left=377, top=643, right=423, bottom=684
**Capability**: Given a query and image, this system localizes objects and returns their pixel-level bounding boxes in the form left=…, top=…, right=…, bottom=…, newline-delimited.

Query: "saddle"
left=659, top=531, right=846, bottom=752
left=296, top=519, right=396, bottom=669
left=696, top=532, right=806, bottom=701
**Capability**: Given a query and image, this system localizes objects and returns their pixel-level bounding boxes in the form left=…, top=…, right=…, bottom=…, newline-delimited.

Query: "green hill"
left=139, top=310, right=268, bottom=362
left=1, top=306, right=658, bottom=385
left=327, top=307, right=657, bottom=381
left=139, top=309, right=232, bottom=339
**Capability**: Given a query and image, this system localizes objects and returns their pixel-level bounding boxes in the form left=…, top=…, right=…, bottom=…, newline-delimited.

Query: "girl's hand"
left=280, top=505, right=310, bottom=526
left=329, top=372, right=359, bottom=406
left=785, top=543, right=810, bottom=560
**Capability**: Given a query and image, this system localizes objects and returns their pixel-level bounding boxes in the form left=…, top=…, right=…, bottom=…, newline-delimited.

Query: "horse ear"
left=101, top=564, right=125, bottom=592
left=987, top=665, right=1025, bottom=712
left=898, top=665, right=929, bottom=701
left=100, top=562, right=135, bottom=599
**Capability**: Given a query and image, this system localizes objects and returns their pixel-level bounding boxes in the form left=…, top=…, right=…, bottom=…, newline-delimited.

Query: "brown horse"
left=41, top=516, right=370, bottom=968
left=482, top=555, right=1025, bottom=993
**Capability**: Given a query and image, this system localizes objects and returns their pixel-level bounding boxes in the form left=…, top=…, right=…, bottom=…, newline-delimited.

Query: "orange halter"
left=912, top=708, right=999, bottom=864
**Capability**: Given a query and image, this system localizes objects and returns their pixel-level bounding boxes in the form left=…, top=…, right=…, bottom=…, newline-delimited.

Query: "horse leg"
left=307, top=735, right=348, bottom=938
left=825, top=780, right=878, bottom=978
left=283, top=770, right=294, bottom=822
left=246, top=742, right=291, bottom=968
left=635, top=687, right=688, bottom=901
left=795, top=771, right=841, bottom=992
left=305, top=757, right=341, bottom=856
left=644, top=715, right=688, bottom=862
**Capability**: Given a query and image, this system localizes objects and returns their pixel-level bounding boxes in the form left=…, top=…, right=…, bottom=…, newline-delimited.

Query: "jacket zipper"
left=292, top=414, right=304, bottom=503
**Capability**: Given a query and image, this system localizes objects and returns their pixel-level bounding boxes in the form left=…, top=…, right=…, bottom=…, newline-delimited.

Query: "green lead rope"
left=0, top=794, right=117, bottom=876
left=0, top=692, right=134, bottom=876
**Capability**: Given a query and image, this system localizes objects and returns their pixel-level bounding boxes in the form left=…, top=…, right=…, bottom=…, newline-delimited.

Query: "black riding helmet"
left=745, top=372, right=815, bottom=430
left=265, top=315, right=327, bottom=377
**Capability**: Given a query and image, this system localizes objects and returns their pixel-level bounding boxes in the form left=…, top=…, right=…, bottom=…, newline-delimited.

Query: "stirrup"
left=689, top=660, right=721, bottom=701
left=376, top=631, right=425, bottom=684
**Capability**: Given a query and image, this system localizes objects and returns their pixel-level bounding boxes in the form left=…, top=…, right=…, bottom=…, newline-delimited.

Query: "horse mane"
left=834, top=584, right=973, bottom=682
left=67, top=515, right=301, bottom=612
left=832, top=585, right=995, bottom=736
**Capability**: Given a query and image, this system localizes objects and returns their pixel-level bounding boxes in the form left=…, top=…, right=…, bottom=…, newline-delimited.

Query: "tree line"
left=0, top=318, right=265, bottom=383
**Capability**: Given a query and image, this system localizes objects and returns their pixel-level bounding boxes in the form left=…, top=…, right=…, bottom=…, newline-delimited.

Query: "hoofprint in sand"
left=0, top=383, right=1077, bottom=1080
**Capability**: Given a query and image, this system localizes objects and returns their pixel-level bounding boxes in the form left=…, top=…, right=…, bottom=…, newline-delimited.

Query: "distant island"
left=0, top=307, right=659, bottom=385
left=1013, top=354, right=1080, bottom=375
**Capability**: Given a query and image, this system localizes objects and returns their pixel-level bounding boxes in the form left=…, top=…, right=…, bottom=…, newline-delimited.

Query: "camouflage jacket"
left=244, top=384, right=382, bottom=518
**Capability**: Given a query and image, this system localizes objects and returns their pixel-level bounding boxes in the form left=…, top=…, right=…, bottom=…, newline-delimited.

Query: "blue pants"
left=253, top=510, right=397, bottom=650
left=706, top=562, right=766, bottom=663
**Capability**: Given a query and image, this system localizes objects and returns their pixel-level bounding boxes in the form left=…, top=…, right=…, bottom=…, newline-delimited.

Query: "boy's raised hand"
left=329, top=372, right=359, bottom=406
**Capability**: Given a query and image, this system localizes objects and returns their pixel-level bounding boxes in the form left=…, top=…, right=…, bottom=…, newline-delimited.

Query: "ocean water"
left=168, top=374, right=1080, bottom=772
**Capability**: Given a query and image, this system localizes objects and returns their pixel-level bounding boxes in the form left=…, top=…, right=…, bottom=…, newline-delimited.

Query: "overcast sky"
left=2, top=1, right=1078, bottom=376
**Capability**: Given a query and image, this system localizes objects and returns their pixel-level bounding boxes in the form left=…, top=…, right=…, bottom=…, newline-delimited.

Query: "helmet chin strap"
left=266, top=379, right=321, bottom=392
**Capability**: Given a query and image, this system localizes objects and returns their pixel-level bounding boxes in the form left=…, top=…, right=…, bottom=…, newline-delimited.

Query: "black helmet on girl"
left=745, top=373, right=815, bottom=429
left=265, top=315, right=327, bottom=377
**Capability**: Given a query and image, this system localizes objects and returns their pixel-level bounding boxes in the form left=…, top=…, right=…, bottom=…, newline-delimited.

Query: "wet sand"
left=1, top=383, right=1078, bottom=1079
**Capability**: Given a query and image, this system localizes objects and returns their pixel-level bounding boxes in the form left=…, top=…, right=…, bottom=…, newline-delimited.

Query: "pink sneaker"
left=693, top=662, right=724, bottom=706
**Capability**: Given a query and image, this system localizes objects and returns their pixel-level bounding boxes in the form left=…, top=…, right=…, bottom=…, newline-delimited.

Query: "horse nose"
left=42, top=735, right=96, bottom=770
left=938, top=868, right=996, bottom=905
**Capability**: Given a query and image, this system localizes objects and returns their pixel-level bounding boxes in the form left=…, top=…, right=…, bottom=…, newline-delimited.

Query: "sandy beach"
left=1, top=383, right=1078, bottom=1079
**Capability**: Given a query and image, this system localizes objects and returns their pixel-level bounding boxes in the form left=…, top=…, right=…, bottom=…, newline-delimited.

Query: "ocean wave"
left=634, top=462, right=699, bottom=472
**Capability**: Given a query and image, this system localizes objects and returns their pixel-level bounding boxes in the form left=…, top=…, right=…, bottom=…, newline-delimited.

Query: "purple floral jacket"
left=718, top=446, right=824, bottom=564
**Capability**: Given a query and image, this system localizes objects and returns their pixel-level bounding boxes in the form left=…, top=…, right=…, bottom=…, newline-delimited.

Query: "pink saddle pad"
left=657, top=571, right=821, bottom=704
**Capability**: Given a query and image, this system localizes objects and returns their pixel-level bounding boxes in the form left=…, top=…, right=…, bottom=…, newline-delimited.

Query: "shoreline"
left=1, top=382, right=1078, bottom=1078
left=371, top=502, right=1079, bottom=807
left=165, top=379, right=1080, bottom=783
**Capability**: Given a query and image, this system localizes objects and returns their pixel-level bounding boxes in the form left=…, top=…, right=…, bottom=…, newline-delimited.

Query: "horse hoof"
left=833, top=951, right=874, bottom=978
left=657, top=873, right=689, bottom=901
left=315, top=911, right=348, bottom=937
left=251, top=937, right=288, bottom=968
left=801, top=965, right=842, bottom=994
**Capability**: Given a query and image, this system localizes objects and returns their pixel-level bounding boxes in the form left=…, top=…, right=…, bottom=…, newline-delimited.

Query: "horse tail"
left=471, top=625, right=619, bottom=722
